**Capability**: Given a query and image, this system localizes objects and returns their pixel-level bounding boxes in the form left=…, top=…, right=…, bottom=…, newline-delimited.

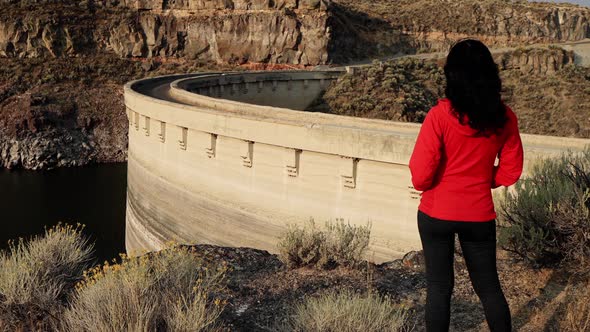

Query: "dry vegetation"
left=277, top=220, right=371, bottom=269
left=502, top=64, right=590, bottom=137
left=498, top=148, right=590, bottom=272
left=0, top=229, right=228, bottom=332
left=64, top=246, right=227, bottom=332
left=559, top=280, right=590, bottom=331
left=313, top=50, right=590, bottom=138
left=285, top=289, right=410, bottom=332
left=309, top=58, right=444, bottom=122
left=1, top=213, right=590, bottom=331
left=0, top=224, right=93, bottom=331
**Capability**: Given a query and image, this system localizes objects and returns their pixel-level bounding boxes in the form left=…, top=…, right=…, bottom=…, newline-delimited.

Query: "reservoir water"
left=0, top=163, right=127, bottom=262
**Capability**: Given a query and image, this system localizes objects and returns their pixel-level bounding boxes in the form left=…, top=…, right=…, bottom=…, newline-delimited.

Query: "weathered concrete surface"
left=125, top=71, right=590, bottom=262
left=172, top=71, right=342, bottom=110
left=562, top=39, right=590, bottom=66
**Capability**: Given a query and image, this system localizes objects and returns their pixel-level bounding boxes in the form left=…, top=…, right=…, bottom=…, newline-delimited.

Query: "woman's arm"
left=409, top=109, right=443, bottom=191
left=492, top=108, right=524, bottom=188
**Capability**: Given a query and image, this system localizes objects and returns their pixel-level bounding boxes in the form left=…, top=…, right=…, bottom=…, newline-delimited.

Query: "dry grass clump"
left=285, top=289, right=410, bottom=332
left=277, top=220, right=371, bottom=269
left=560, top=280, right=590, bottom=331
left=0, top=224, right=93, bottom=331
left=499, top=148, right=590, bottom=273
left=63, top=245, right=227, bottom=332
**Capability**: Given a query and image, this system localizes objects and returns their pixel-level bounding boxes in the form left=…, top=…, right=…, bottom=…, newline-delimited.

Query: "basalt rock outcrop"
left=0, top=1, right=331, bottom=64
left=0, top=0, right=327, bottom=10
left=0, top=58, right=136, bottom=169
left=1, top=0, right=589, bottom=170
left=329, top=0, right=590, bottom=62
left=1, top=0, right=589, bottom=64
left=498, top=47, right=576, bottom=75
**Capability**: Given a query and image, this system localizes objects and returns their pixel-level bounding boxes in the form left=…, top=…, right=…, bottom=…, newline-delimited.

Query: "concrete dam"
left=124, top=69, right=590, bottom=262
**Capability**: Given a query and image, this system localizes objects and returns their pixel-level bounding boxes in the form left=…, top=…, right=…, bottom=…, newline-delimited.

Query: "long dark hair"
left=444, top=39, right=507, bottom=135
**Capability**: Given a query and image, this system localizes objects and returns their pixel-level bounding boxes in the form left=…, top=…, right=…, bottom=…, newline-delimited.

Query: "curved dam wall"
left=563, top=39, right=590, bottom=66
left=125, top=70, right=590, bottom=262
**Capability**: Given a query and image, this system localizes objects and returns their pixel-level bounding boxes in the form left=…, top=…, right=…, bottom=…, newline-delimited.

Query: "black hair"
left=444, top=39, right=507, bottom=135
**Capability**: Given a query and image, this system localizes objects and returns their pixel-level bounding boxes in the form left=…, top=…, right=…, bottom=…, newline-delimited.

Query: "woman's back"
left=409, top=98, right=523, bottom=221
left=410, top=39, right=522, bottom=332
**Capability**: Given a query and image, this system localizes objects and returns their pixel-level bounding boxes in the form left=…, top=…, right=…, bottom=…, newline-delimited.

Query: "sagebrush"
left=498, top=148, right=590, bottom=272
left=63, top=245, right=227, bottom=332
left=286, top=289, right=410, bottom=332
left=0, top=224, right=93, bottom=331
left=277, top=220, right=371, bottom=269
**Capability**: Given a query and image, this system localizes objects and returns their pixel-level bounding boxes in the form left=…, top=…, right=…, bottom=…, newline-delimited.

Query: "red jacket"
left=409, top=99, right=523, bottom=222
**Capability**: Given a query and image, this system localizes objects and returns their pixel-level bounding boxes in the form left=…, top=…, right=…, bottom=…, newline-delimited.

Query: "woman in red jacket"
left=409, top=39, right=523, bottom=332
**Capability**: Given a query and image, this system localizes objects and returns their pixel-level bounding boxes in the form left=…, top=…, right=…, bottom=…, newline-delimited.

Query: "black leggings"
left=418, top=211, right=511, bottom=332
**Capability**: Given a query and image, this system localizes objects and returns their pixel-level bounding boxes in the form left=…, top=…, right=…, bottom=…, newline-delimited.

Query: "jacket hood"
left=437, top=98, right=480, bottom=137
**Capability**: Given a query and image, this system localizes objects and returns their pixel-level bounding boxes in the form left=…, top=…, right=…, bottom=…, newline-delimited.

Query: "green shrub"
left=277, top=220, right=371, bottom=269
left=63, top=245, right=226, bottom=332
left=285, top=290, right=410, bottom=332
left=498, top=149, right=590, bottom=272
left=0, top=224, right=94, bottom=331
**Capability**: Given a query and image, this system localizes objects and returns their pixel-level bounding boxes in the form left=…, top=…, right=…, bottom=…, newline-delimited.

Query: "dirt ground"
left=186, top=244, right=579, bottom=331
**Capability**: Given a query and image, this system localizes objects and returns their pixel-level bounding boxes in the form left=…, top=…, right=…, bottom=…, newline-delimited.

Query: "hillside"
left=329, top=0, right=590, bottom=61
left=312, top=47, right=590, bottom=138
left=0, top=0, right=589, bottom=169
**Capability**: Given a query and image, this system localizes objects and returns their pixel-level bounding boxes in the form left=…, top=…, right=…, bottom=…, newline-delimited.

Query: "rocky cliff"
left=498, top=46, right=576, bottom=75
left=314, top=47, right=590, bottom=138
left=0, top=0, right=589, bottom=169
left=0, top=1, right=331, bottom=170
left=330, top=0, right=590, bottom=62
left=1, top=0, right=589, bottom=64
left=0, top=1, right=331, bottom=64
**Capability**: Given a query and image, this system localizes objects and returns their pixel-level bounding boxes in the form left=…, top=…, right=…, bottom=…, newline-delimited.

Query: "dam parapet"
left=125, top=70, right=590, bottom=262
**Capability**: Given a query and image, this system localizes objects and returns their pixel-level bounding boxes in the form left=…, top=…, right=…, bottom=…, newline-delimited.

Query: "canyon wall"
left=498, top=47, right=576, bottom=75
left=329, top=0, right=590, bottom=62
left=0, top=0, right=327, bottom=10
left=1, top=0, right=589, bottom=170
left=0, top=1, right=331, bottom=64
left=1, top=0, right=589, bottom=64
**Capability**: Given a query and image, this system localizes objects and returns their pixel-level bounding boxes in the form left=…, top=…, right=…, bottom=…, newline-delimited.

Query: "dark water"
left=0, top=163, right=127, bottom=262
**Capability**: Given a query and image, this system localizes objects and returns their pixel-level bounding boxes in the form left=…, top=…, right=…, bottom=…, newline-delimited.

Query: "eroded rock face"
left=101, top=11, right=330, bottom=64
left=403, top=5, right=590, bottom=50
left=0, top=0, right=327, bottom=10
left=0, top=3, right=331, bottom=65
left=0, top=18, right=93, bottom=58
left=498, top=47, right=576, bottom=75
left=0, top=82, right=130, bottom=170
left=0, top=131, right=93, bottom=170
left=329, top=0, right=590, bottom=62
left=0, top=0, right=589, bottom=170
left=2, top=0, right=588, bottom=64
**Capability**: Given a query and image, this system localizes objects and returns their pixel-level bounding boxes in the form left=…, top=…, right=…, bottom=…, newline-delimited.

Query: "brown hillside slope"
left=313, top=47, right=590, bottom=138
left=329, top=0, right=590, bottom=62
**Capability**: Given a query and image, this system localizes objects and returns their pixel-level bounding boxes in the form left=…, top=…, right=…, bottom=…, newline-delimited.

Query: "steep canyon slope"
left=0, top=0, right=589, bottom=169
left=312, top=47, right=590, bottom=138
left=329, top=0, right=590, bottom=61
